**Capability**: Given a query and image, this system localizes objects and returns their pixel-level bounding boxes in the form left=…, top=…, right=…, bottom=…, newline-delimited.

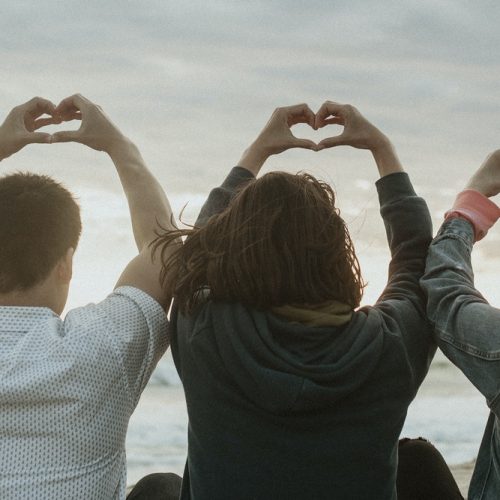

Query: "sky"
left=1, top=0, right=500, bottom=307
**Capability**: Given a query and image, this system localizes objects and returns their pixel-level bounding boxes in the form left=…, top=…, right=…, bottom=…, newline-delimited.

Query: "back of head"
left=157, top=171, right=364, bottom=313
left=0, top=173, right=81, bottom=293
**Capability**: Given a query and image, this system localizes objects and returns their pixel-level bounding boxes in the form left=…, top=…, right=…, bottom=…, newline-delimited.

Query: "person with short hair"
left=421, top=151, right=500, bottom=499
left=0, top=95, right=180, bottom=499
left=154, top=102, right=462, bottom=499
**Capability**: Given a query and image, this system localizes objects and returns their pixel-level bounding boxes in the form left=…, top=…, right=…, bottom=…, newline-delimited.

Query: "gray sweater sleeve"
left=195, top=167, right=255, bottom=227
left=421, top=217, right=500, bottom=412
left=375, top=172, right=433, bottom=310
left=372, top=172, right=435, bottom=386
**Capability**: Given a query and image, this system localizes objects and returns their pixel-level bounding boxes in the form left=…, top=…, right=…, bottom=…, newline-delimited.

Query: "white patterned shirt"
left=0, top=286, right=169, bottom=500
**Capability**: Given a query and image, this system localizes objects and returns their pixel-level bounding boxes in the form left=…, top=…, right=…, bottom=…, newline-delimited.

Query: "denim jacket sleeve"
left=421, top=217, right=500, bottom=412
left=194, top=167, right=255, bottom=227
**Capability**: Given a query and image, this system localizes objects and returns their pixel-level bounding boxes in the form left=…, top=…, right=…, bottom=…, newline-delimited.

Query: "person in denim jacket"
left=421, top=151, right=500, bottom=500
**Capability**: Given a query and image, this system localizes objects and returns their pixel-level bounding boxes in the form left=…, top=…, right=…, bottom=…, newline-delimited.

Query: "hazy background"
left=2, top=0, right=500, bottom=480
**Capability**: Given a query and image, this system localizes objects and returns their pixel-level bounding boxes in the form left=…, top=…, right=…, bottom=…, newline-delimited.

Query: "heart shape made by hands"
left=18, top=99, right=359, bottom=156
left=18, top=97, right=83, bottom=146
left=32, top=100, right=350, bottom=150
left=281, top=101, right=376, bottom=152
left=291, top=121, right=344, bottom=147
left=266, top=102, right=354, bottom=152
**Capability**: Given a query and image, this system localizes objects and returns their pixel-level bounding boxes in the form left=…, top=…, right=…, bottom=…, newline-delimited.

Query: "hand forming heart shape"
left=0, top=96, right=76, bottom=160
left=0, top=94, right=126, bottom=161
left=246, top=101, right=388, bottom=160
left=0, top=97, right=387, bottom=165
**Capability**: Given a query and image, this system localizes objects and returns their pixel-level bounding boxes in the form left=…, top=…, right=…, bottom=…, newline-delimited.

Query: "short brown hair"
left=153, top=171, right=364, bottom=314
left=0, top=172, right=81, bottom=293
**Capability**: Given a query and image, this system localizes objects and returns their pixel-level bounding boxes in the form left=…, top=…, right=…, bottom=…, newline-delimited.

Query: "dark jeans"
left=127, top=438, right=463, bottom=500
left=127, top=472, right=182, bottom=500
left=397, top=437, right=464, bottom=500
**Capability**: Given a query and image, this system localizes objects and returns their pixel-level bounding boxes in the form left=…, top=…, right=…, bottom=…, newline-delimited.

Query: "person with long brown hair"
left=152, top=102, right=461, bottom=499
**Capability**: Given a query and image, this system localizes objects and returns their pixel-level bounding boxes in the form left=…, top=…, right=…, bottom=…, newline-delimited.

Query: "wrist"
left=107, top=136, right=136, bottom=161
left=238, top=141, right=270, bottom=176
left=370, top=140, right=404, bottom=177
left=0, top=126, right=8, bottom=161
left=369, top=133, right=392, bottom=153
left=465, top=182, right=493, bottom=198
left=446, top=189, right=500, bottom=241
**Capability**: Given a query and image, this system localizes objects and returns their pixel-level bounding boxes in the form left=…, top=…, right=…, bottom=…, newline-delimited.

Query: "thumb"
left=51, top=130, right=82, bottom=144
left=291, top=138, right=318, bottom=151
left=317, top=135, right=346, bottom=150
left=28, top=132, right=53, bottom=144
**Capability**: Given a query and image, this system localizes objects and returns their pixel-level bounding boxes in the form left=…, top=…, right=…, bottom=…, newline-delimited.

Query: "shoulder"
left=63, top=286, right=168, bottom=340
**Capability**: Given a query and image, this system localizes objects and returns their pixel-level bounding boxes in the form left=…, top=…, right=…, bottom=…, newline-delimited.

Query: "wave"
left=150, top=352, right=181, bottom=386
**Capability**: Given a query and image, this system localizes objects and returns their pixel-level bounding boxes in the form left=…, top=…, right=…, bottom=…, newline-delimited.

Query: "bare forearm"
left=0, top=125, right=9, bottom=161
left=109, top=139, right=175, bottom=251
left=370, top=139, right=404, bottom=178
left=237, top=104, right=317, bottom=176
left=237, top=142, right=268, bottom=176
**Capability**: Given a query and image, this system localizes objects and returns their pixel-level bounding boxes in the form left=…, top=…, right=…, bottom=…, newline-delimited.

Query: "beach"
left=452, top=462, right=475, bottom=497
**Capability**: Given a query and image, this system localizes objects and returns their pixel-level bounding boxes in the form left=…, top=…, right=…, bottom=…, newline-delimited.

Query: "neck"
left=0, top=281, right=63, bottom=315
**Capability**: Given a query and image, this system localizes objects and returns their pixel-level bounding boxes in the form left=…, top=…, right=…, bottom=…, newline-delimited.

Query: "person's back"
left=174, top=301, right=427, bottom=499
left=0, top=290, right=166, bottom=497
left=156, top=102, right=437, bottom=499
left=0, top=96, right=179, bottom=499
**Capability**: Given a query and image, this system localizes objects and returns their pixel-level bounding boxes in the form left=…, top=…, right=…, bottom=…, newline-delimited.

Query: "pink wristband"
left=445, top=189, right=500, bottom=241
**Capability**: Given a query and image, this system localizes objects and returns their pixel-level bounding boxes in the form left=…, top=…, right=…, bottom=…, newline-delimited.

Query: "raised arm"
left=0, top=97, right=59, bottom=161
left=52, top=94, right=179, bottom=309
left=315, top=100, right=404, bottom=178
left=237, top=103, right=317, bottom=176
left=314, top=101, right=432, bottom=307
left=421, top=152, right=500, bottom=405
left=314, top=101, right=434, bottom=375
left=195, top=103, right=318, bottom=226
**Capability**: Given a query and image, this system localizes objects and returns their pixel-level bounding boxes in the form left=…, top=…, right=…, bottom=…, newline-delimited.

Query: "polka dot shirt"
left=0, top=286, right=169, bottom=499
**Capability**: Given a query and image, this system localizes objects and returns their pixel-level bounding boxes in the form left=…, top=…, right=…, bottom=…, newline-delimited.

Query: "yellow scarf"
left=272, top=301, right=353, bottom=327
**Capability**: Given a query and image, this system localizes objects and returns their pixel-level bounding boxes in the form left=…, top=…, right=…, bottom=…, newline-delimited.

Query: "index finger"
left=22, top=97, right=57, bottom=117
left=55, top=94, right=89, bottom=115
left=315, top=101, right=347, bottom=128
left=284, top=103, right=316, bottom=129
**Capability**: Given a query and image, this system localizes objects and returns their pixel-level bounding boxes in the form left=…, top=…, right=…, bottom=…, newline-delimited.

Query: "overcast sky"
left=1, top=0, right=500, bottom=305
left=2, top=1, right=500, bottom=189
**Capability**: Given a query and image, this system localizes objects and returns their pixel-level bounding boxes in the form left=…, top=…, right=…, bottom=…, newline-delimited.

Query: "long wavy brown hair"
left=152, top=171, right=365, bottom=314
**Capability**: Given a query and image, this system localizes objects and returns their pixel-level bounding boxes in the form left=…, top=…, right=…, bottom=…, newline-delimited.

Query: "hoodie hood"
left=187, top=301, right=385, bottom=414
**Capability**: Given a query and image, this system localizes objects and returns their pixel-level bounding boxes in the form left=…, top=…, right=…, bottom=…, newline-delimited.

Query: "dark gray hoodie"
left=171, top=167, right=436, bottom=500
